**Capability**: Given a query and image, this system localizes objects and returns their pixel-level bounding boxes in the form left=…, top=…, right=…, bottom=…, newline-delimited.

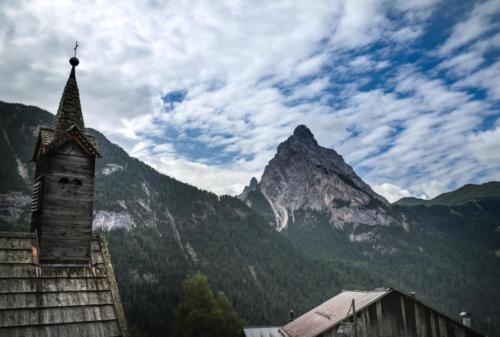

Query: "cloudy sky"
left=1, top=0, right=499, bottom=202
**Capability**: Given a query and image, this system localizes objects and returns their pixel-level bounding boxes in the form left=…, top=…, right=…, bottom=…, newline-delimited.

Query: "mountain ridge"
left=0, top=100, right=386, bottom=337
left=240, top=124, right=405, bottom=232
left=240, top=123, right=500, bottom=336
left=1, top=101, right=499, bottom=336
left=395, top=181, right=500, bottom=206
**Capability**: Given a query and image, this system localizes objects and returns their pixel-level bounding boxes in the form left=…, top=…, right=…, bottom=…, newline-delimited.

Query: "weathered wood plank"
left=43, top=264, right=107, bottom=278
left=438, top=316, right=448, bottom=337
left=41, top=218, right=93, bottom=226
left=0, top=250, right=32, bottom=264
left=0, top=265, right=37, bottom=278
left=0, top=320, right=122, bottom=337
left=39, top=246, right=90, bottom=259
left=48, top=152, right=94, bottom=165
left=38, top=208, right=93, bottom=219
left=52, top=142, right=92, bottom=157
left=40, top=226, right=92, bottom=238
left=39, top=236, right=91, bottom=248
left=0, top=304, right=117, bottom=327
left=0, top=290, right=113, bottom=310
left=0, top=264, right=107, bottom=279
left=44, top=195, right=94, bottom=205
left=0, top=237, right=32, bottom=250
left=43, top=187, right=95, bottom=200
left=0, top=278, right=110, bottom=294
left=46, top=164, right=94, bottom=176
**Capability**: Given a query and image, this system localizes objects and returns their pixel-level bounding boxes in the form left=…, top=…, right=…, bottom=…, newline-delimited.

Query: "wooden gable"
left=33, top=126, right=101, bottom=161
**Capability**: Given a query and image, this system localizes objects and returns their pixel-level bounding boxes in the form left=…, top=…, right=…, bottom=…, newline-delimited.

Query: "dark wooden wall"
left=320, top=292, right=481, bottom=337
left=32, top=140, right=95, bottom=264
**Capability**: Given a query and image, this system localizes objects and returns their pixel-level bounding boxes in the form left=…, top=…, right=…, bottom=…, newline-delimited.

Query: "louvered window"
left=31, top=177, right=43, bottom=213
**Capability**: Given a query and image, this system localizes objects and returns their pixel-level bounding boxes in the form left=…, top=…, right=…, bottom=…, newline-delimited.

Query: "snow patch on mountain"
left=93, top=210, right=134, bottom=230
left=248, top=265, right=258, bottom=281
left=102, top=163, right=124, bottom=175
left=185, top=243, right=199, bottom=264
left=16, top=159, right=29, bottom=183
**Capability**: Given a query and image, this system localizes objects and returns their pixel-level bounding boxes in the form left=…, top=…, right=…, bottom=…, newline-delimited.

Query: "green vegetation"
left=395, top=181, right=500, bottom=206
left=1, top=101, right=499, bottom=337
left=175, top=273, right=244, bottom=337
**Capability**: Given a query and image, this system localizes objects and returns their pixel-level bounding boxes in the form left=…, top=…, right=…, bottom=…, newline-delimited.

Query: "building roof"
left=244, top=326, right=281, bottom=337
left=0, top=231, right=129, bottom=337
left=53, top=63, right=85, bottom=136
left=279, top=288, right=391, bottom=337
left=33, top=125, right=101, bottom=161
left=280, top=288, right=485, bottom=337
left=32, top=57, right=101, bottom=161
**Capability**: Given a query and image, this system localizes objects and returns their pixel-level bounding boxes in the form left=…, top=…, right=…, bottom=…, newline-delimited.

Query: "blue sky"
left=1, top=0, right=499, bottom=201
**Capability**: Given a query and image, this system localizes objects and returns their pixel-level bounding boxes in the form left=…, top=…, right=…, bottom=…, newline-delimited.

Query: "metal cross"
left=73, top=41, right=79, bottom=57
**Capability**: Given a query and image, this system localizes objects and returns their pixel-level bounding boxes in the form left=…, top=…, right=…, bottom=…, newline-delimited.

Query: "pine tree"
left=175, top=272, right=245, bottom=337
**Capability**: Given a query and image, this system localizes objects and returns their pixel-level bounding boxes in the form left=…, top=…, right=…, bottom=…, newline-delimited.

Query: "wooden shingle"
left=0, top=232, right=129, bottom=337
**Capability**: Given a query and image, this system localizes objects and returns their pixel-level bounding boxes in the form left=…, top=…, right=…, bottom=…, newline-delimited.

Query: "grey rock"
left=241, top=125, right=405, bottom=231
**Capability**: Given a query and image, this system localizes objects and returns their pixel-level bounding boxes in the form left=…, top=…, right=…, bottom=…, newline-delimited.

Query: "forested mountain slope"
left=241, top=125, right=500, bottom=337
left=0, top=101, right=384, bottom=337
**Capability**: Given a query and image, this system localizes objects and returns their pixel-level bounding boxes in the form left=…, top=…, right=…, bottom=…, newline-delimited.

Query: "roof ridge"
left=341, top=287, right=391, bottom=292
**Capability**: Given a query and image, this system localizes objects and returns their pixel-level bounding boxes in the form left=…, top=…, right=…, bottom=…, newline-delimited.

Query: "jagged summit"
left=240, top=177, right=259, bottom=200
left=291, top=125, right=318, bottom=146
left=240, top=125, right=403, bottom=232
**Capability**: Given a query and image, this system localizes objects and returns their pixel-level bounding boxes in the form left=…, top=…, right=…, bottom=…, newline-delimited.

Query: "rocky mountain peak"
left=240, top=125, right=404, bottom=232
left=249, top=177, right=258, bottom=187
left=240, top=177, right=259, bottom=200
left=291, top=125, right=318, bottom=146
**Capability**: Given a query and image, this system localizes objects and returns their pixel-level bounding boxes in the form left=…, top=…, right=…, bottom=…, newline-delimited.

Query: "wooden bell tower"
left=31, top=52, right=101, bottom=264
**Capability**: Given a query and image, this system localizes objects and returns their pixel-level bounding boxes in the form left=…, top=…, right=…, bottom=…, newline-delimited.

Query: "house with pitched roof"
left=279, top=288, right=483, bottom=337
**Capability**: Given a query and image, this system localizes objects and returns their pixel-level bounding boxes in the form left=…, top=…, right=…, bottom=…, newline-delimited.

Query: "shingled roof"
left=0, top=232, right=129, bottom=337
left=33, top=126, right=101, bottom=161
left=32, top=58, right=101, bottom=160
left=53, top=65, right=85, bottom=136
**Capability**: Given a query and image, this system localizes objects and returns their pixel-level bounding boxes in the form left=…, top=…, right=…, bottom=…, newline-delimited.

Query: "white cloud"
left=468, top=126, right=500, bottom=166
left=373, top=183, right=413, bottom=203
left=438, top=51, right=484, bottom=76
left=454, top=61, right=500, bottom=101
left=130, top=140, right=261, bottom=196
left=439, top=0, right=500, bottom=55
left=421, top=180, right=448, bottom=199
left=0, top=0, right=498, bottom=199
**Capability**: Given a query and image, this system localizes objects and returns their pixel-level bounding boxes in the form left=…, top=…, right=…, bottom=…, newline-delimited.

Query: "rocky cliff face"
left=240, top=125, right=406, bottom=231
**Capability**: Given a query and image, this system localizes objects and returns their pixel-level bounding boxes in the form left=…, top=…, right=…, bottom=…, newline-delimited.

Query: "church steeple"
left=30, top=46, right=100, bottom=265
left=53, top=55, right=85, bottom=136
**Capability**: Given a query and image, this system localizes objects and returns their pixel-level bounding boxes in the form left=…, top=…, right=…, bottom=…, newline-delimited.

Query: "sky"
left=1, top=0, right=499, bottom=202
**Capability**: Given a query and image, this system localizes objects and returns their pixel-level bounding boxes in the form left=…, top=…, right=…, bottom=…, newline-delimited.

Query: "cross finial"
left=69, top=41, right=80, bottom=67
left=74, top=41, right=79, bottom=57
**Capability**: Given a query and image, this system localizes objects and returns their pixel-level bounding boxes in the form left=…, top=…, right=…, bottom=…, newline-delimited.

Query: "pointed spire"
left=53, top=52, right=85, bottom=136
